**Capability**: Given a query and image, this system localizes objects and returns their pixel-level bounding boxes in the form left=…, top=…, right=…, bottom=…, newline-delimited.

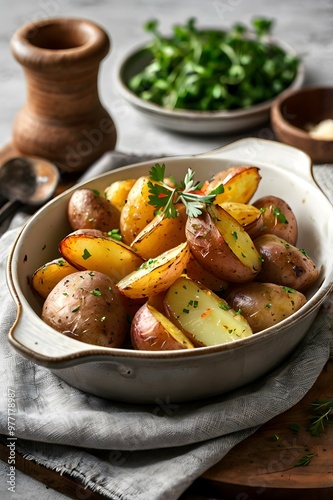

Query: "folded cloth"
left=0, top=151, right=332, bottom=500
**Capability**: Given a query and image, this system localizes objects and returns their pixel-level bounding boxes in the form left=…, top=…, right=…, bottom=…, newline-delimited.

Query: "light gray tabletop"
left=0, top=0, right=332, bottom=498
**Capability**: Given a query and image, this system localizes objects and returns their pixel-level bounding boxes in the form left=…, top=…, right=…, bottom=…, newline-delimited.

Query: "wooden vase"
left=10, top=18, right=117, bottom=173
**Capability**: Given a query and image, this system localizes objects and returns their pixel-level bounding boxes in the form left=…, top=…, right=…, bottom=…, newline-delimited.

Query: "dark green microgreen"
left=232, top=231, right=238, bottom=240
left=57, top=259, right=66, bottom=266
left=129, top=17, right=299, bottom=112
left=300, top=248, right=309, bottom=257
left=283, top=286, right=295, bottom=293
left=72, top=305, right=80, bottom=312
left=62, top=292, right=68, bottom=296
left=265, top=303, right=272, bottom=308
left=91, top=289, right=102, bottom=297
left=91, top=189, right=100, bottom=196
left=183, top=308, right=190, bottom=314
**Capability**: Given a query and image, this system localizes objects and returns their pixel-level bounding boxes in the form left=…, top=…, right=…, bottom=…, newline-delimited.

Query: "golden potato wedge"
left=119, top=176, right=158, bottom=245
left=206, top=166, right=261, bottom=204
left=252, top=195, right=298, bottom=244
left=225, top=282, right=307, bottom=333
left=59, top=229, right=143, bottom=282
left=131, top=303, right=194, bottom=351
left=104, top=179, right=136, bottom=213
left=130, top=203, right=187, bottom=259
left=220, top=202, right=263, bottom=238
left=186, top=204, right=262, bottom=282
left=68, top=188, right=120, bottom=231
left=164, top=277, right=253, bottom=347
left=254, top=234, right=319, bottom=292
left=31, top=258, right=78, bottom=299
left=117, top=242, right=191, bottom=299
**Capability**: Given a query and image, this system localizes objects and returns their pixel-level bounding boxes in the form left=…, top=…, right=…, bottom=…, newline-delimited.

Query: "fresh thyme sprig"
left=148, top=163, right=224, bottom=218
left=308, top=399, right=333, bottom=437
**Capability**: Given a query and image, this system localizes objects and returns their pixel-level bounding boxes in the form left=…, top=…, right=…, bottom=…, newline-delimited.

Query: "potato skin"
left=254, top=234, right=319, bottom=292
left=42, top=270, right=128, bottom=347
left=225, top=282, right=307, bottom=333
left=186, top=211, right=261, bottom=283
left=68, top=188, right=120, bottom=232
left=252, top=196, right=298, bottom=244
left=130, top=303, right=193, bottom=351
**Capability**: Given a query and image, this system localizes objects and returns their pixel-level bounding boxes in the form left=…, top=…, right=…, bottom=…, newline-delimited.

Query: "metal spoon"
left=0, top=157, right=60, bottom=224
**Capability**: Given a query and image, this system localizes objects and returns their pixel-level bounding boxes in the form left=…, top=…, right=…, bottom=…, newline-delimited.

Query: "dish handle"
left=197, top=138, right=314, bottom=184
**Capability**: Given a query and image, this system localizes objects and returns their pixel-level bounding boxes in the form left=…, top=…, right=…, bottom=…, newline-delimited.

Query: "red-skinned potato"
left=68, top=188, right=120, bottom=231
left=252, top=196, right=298, bottom=244
left=254, top=234, right=319, bottom=292
left=186, top=204, right=262, bottom=283
left=130, top=303, right=194, bottom=351
left=184, top=256, right=229, bottom=295
left=225, top=282, right=307, bottom=333
left=42, top=270, right=128, bottom=347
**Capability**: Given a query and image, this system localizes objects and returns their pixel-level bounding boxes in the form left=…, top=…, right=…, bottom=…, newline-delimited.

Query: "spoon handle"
left=0, top=199, right=22, bottom=225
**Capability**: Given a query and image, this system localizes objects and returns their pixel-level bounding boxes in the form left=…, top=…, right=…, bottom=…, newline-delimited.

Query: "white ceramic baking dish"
left=6, top=139, right=333, bottom=403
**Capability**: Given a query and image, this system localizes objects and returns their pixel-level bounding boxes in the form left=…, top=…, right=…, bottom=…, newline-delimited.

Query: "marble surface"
left=0, top=0, right=332, bottom=498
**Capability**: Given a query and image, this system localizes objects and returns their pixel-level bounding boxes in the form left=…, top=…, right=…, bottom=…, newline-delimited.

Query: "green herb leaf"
left=129, top=18, right=299, bottom=112
left=148, top=164, right=223, bottom=218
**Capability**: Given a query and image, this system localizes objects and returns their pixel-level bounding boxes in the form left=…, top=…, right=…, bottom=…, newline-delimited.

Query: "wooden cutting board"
left=1, top=359, right=332, bottom=500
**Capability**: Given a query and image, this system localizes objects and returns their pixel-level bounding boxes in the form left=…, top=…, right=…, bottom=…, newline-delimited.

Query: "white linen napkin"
left=0, top=151, right=332, bottom=500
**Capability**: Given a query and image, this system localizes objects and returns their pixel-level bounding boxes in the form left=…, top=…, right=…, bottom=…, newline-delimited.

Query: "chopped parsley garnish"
left=272, top=207, right=288, bottom=224
left=82, top=248, right=92, bottom=260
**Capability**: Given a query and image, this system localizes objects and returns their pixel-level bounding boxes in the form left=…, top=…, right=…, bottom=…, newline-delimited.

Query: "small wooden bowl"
left=271, top=86, right=333, bottom=163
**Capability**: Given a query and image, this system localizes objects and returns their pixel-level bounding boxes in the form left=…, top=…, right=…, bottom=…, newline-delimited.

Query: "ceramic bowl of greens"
left=116, top=18, right=304, bottom=135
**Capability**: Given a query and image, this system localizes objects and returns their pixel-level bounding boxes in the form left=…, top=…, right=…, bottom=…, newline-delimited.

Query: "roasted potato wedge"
left=220, top=201, right=263, bottom=238
left=130, top=203, right=187, bottom=259
left=252, top=195, right=298, bottom=244
left=164, top=277, right=253, bottom=347
left=206, top=166, right=261, bottom=204
left=68, top=188, right=120, bottom=231
left=186, top=204, right=262, bottom=282
left=104, top=179, right=136, bottom=213
left=131, top=303, right=194, bottom=351
left=42, top=270, right=128, bottom=347
left=59, top=229, right=143, bottom=282
left=225, top=282, right=307, bottom=333
left=119, top=176, right=158, bottom=245
left=31, top=258, right=78, bottom=299
left=254, top=234, right=319, bottom=292
left=117, top=242, right=190, bottom=299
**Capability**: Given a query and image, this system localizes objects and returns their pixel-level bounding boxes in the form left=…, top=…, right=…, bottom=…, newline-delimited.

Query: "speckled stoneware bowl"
left=7, top=139, right=333, bottom=403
